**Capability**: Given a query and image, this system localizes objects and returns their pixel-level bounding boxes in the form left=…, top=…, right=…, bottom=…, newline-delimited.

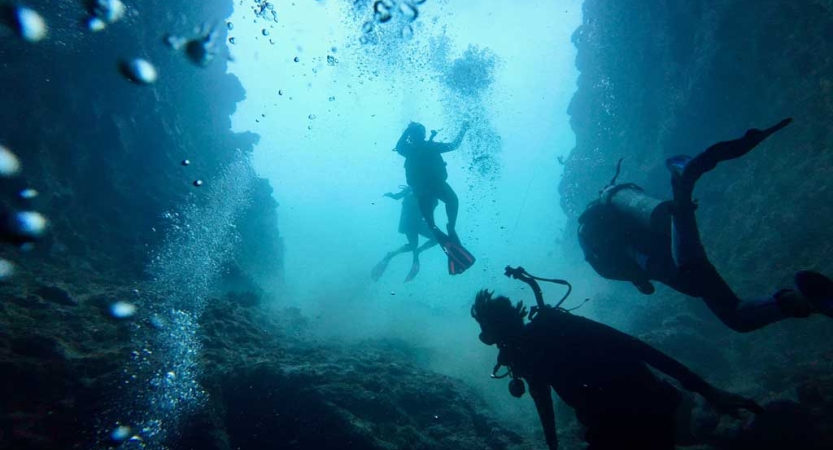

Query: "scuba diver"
left=472, top=266, right=763, bottom=450
left=578, top=118, right=833, bottom=332
left=394, top=121, right=475, bottom=275
left=371, top=185, right=438, bottom=282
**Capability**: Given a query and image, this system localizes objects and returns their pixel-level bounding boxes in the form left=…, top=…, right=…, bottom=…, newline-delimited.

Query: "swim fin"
left=667, top=118, right=793, bottom=190
left=404, top=260, right=420, bottom=282
left=431, top=227, right=475, bottom=275
left=795, top=271, right=833, bottom=318
left=371, top=256, right=391, bottom=281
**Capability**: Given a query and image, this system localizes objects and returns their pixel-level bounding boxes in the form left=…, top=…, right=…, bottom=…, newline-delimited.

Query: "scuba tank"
left=600, top=183, right=673, bottom=234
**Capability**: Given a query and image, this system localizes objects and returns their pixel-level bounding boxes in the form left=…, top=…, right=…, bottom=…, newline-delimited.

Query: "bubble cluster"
left=88, top=0, right=126, bottom=32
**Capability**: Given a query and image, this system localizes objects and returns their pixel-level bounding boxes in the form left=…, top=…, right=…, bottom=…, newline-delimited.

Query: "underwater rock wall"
left=561, top=0, right=833, bottom=445
left=0, top=0, right=282, bottom=283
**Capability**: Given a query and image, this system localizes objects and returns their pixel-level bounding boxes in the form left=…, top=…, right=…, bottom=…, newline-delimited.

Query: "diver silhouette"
left=578, top=118, right=833, bottom=332
left=472, top=266, right=762, bottom=450
left=371, top=185, right=438, bottom=282
left=394, top=121, right=475, bottom=275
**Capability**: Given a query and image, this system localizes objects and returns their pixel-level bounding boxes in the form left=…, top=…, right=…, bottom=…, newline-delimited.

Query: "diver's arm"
left=384, top=187, right=408, bottom=200
left=528, top=378, right=558, bottom=450
left=437, top=123, right=470, bottom=153
left=621, top=328, right=762, bottom=413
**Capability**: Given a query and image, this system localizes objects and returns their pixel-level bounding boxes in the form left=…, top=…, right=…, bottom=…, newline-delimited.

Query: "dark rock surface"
left=561, top=0, right=833, bottom=448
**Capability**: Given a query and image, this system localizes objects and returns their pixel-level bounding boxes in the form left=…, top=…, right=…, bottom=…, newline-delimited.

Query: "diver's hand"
left=702, top=386, right=763, bottom=415
left=383, top=192, right=395, bottom=199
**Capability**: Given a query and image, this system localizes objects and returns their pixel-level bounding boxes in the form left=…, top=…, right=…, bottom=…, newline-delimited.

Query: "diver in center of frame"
left=472, top=266, right=763, bottom=450
left=394, top=121, right=475, bottom=275
left=578, top=117, right=833, bottom=332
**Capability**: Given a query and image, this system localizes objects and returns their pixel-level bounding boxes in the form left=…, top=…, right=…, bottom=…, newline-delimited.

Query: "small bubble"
left=0, top=145, right=21, bottom=177
left=390, top=291, right=396, bottom=296
left=181, top=159, right=190, bottom=166
left=120, top=59, right=158, bottom=85
left=88, top=17, right=106, bottom=32
left=262, top=29, right=269, bottom=36
left=110, top=301, right=137, bottom=319
left=111, top=425, right=132, bottom=442
left=308, top=114, right=316, bottom=120
left=361, top=21, right=373, bottom=34
left=227, top=22, right=234, bottom=30
left=278, top=89, right=283, bottom=95
left=166, top=371, right=176, bottom=380
left=13, top=7, right=47, bottom=42
left=269, top=38, right=275, bottom=45
left=229, top=37, right=237, bottom=44
left=19, top=188, right=38, bottom=199
left=293, top=56, right=300, bottom=62
left=328, top=96, right=335, bottom=101
left=11, top=211, right=47, bottom=240
left=193, top=180, right=203, bottom=187
left=327, top=55, right=337, bottom=66
left=0, top=259, right=15, bottom=281
left=401, top=24, right=413, bottom=40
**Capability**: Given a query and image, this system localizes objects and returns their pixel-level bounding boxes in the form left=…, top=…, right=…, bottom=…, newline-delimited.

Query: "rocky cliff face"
left=560, top=0, right=833, bottom=446
left=0, top=0, right=281, bottom=282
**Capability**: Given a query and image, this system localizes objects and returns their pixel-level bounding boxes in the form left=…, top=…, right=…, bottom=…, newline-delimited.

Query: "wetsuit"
left=505, top=310, right=706, bottom=450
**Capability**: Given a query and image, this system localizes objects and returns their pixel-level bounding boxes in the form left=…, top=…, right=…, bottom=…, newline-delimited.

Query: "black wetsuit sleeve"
left=528, top=378, right=557, bottom=448
left=436, top=129, right=467, bottom=153
left=591, top=319, right=711, bottom=393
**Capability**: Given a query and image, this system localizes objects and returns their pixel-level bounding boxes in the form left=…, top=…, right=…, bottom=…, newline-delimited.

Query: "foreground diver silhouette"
left=394, top=121, right=475, bottom=275
left=371, top=185, right=438, bottom=282
left=472, top=267, right=763, bottom=450
left=578, top=118, right=833, bottom=332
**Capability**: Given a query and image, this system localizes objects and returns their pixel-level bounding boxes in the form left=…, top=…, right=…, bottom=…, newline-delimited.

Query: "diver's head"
left=471, top=289, right=527, bottom=346
left=406, top=122, right=426, bottom=141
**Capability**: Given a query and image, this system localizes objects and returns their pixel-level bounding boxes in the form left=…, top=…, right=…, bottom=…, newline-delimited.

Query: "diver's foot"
left=404, top=260, right=420, bottom=282
left=795, top=271, right=833, bottom=318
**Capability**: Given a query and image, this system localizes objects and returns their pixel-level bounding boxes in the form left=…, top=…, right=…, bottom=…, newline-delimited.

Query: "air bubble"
left=0, top=259, right=15, bottom=281
left=227, top=22, right=234, bottom=30
left=193, top=180, right=203, bottom=187
left=13, top=6, right=47, bottom=42
left=0, top=145, right=21, bottom=176
left=293, top=56, right=300, bottom=62
left=110, top=301, right=137, bottom=319
left=262, top=29, right=269, bottom=36
left=19, top=188, right=38, bottom=199
left=308, top=114, right=316, bottom=120
left=121, top=59, right=158, bottom=85
left=229, top=37, right=237, bottom=44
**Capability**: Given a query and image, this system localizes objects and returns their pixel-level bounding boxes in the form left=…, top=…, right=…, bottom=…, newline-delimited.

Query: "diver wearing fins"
left=394, top=121, right=475, bottom=275
left=578, top=118, right=833, bottom=332
left=472, top=266, right=763, bottom=450
left=371, top=185, right=438, bottom=282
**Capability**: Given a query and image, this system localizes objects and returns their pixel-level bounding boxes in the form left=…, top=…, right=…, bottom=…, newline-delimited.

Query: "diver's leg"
left=435, top=182, right=460, bottom=241
left=371, top=242, right=412, bottom=281
left=417, top=191, right=439, bottom=229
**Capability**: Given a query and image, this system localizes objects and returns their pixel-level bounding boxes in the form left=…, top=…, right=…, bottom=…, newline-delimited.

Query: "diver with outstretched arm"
left=394, top=121, right=475, bottom=275
left=472, top=266, right=762, bottom=450
left=370, top=185, right=438, bottom=282
left=578, top=118, right=833, bottom=332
